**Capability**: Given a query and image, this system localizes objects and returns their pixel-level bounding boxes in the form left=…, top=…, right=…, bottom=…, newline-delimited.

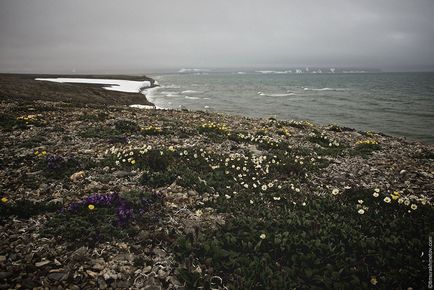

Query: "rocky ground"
left=0, top=95, right=433, bottom=289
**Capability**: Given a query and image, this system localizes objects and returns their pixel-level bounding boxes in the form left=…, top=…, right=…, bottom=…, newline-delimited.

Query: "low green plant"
left=114, top=119, right=140, bottom=133
left=175, top=188, right=433, bottom=289
left=78, top=112, right=108, bottom=122
left=79, top=126, right=121, bottom=139
left=0, top=199, right=62, bottom=220
left=43, top=206, right=129, bottom=247
left=352, top=140, right=381, bottom=157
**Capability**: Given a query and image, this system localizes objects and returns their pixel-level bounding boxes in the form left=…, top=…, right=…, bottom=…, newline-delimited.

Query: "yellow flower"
left=34, top=151, right=39, bottom=155
left=131, top=160, right=136, bottom=165
left=370, top=276, right=378, bottom=285
left=1, top=197, right=8, bottom=203
left=41, top=151, right=47, bottom=155
left=88, top=204, right=95, bottom=210
left=391, top=191, right=400, bottom=200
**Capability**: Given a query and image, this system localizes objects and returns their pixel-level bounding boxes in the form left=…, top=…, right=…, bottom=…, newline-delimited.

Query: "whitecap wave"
left=257, top=91, right=295, bottom=97
left=165, top=93, right=182, bottom=98
left=179, top=68, right=211, bottom=73
left=184, top=96, right=200, bottom=100
left=182, top=90, right=202, bottom=94
left=303, top=87, right=347, bottom=91
left=162, top=84, right=181, bottom=89
left=256, top=70, right=292, bottom=74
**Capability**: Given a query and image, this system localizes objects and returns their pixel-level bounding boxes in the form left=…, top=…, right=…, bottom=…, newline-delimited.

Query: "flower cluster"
left=276, top=127, right=291, bottom=137
left=308, top=131, right=340, bottom=147
left=33, top=149, right=47, bottom=157
left=1, top=195, right=8, bottom=204
left=198, top=122, right=229, bottom=134
left=356, top=199, right=368, bottom=214
left=288, top=120, right=314, bottom=128
left=232, top=132, right=282, bottom=149
left=67, top=193, right=135, bottom=225
left=356, top=139, right=379, bottom=145
left=106, top=145, right=153, bottom=167
left=16, top=114, right=42, bottom=124
left=373, top=188, right=429, bottom=210
left=141, top=125, right=163, bottom=135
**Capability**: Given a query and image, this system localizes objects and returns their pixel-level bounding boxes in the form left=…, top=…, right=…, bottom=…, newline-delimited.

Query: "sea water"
left=146, top=72, right=434, bottom=144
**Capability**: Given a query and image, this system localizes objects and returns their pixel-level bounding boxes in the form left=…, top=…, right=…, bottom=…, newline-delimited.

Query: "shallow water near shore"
left=147, top=72, right=434, bottom=144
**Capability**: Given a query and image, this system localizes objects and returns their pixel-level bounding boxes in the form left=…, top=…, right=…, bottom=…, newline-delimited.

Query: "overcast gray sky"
left=1, top=0, right=434, bottom=73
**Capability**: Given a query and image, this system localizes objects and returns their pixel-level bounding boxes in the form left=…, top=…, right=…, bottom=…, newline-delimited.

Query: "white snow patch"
left=35, top=78, right=151, bottom=93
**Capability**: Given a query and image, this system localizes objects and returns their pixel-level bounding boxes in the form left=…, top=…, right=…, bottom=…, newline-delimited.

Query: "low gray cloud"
left=1, top=0, right=433, bottom=73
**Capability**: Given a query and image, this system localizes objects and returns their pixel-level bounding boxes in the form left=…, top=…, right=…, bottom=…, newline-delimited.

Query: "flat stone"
left=47, top=198, right=64, bottom=205
left=70, top=171, right=85, bottom=182
left=35, top=260, right=50, bottom=267
left=111, top=280, right=130, bottom=288
left=114, top=170, right=136, bottom=178
left=47, top=272, right=66, bottom=281
left=143, top=266, right=152, bottom=273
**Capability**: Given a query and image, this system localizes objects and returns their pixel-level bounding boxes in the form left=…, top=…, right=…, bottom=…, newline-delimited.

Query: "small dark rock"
left=0, top=272, right=12, bottom=279
left=47, top=272, right=67, bottom=281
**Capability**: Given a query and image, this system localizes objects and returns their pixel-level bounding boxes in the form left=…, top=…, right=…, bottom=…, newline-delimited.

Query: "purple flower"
left=65, top=193, right=137, bottom=225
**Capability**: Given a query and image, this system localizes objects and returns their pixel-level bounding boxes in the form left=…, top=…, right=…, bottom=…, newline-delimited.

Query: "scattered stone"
left=113, top=170, right=136, bottom=178
left=47, top=198, right=64, bottom=205
left=47, top=272, right=67, bottom=281
left=35, top=260, right=51, bottom=267
left=143, top=265, right=152, bottom=274
left=70, top=170, right=86, bottom=182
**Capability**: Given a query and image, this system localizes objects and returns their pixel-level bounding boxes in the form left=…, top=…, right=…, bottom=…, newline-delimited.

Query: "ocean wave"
left=179, top=68, right=211, bottom=73
left=162, top=84, right=181, bottom=89
left=184, top=96, right=200, bottom=100
left=257, top=92, right=295, bottom=97
left=182, top=90, right=202, bottom=94
left=256, top=70, right=292, bottom=74
left=165, top=93, right=182, bottom=98
left=303, top=87, right=346, bottom=91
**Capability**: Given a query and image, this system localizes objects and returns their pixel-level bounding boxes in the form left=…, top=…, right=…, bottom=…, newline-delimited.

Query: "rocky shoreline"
left=0, top=83, right=433, bottom=288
